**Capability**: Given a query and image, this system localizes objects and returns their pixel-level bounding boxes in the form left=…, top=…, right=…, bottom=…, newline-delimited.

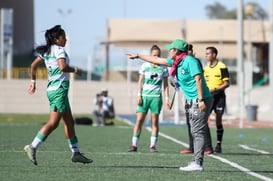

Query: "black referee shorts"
left=211, top=92, right=226, bottom=115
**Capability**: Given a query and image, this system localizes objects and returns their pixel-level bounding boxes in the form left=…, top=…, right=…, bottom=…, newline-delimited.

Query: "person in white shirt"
left=92, top=89, right=115, bottom=126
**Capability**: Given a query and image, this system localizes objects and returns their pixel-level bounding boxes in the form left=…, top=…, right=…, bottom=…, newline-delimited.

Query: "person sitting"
left=92, top=89, right=115, bottom=126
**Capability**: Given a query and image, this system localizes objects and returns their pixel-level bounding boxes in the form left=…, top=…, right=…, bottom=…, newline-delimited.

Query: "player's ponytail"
left=35, top=25, right=65, bottom=56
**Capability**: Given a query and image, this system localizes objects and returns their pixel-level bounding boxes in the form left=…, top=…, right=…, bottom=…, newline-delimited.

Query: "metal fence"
left=1, top=67, right=48, bottom=79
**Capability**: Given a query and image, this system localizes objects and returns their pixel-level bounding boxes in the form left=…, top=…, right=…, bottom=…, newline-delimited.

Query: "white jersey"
left=40, top=45, right=70, bottom=91
left=139, top=62, right=169, bottom=97
left=102, top=96, right=113, bottom=111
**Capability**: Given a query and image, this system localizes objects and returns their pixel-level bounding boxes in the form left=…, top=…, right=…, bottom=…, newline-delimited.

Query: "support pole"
left=269, top=0, right=273, bottom=111
left=237, top=0, right=245, bottom=128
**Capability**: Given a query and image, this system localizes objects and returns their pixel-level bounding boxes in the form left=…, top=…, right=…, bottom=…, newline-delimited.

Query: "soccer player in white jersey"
left=24, top=25, right=92, bottom=165
left=128, top=45, right=170, bottom=153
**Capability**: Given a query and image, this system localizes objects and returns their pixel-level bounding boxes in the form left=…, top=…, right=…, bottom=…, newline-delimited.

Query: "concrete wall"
left=0, top=80, right=139, bottom=114
left=1, top=79, right=273, bottom=122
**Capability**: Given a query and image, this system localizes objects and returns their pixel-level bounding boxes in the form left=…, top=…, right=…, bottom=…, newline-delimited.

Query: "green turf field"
left=0, top=114, right=272, bottom=181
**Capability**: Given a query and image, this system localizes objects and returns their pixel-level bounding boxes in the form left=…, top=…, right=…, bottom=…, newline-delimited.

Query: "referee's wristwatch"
left=197, top=98, right=204, bottom=103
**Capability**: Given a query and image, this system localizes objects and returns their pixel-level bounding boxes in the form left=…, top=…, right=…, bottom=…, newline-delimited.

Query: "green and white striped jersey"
left=40, top=45, right=70, bottom=91
left=139, top=62, right=169, bottom=97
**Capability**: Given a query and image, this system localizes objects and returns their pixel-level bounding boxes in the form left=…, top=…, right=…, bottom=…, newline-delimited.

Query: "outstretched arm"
left=127, top=53, right=171, bottom=67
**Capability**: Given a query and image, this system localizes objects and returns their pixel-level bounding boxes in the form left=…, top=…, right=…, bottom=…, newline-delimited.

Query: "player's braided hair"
left=36, top=25, right=65, bottom=56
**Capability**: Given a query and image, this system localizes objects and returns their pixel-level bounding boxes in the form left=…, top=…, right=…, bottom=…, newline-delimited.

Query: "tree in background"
left=205, top=1, right=267, bottom=20
left=205, top=2, right=236, bottom=19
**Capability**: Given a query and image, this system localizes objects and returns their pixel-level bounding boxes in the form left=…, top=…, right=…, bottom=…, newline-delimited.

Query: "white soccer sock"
left=150, top=134, right=158, bottom=147
left=31, top=132, right=47, bottom=149
left=132, top=134, right=140, bottom=146
left=31, top=137, right=43, bottom=149
left=68, top=136, right=80, bottom=153
left=69, top=143, right=80, bottom=153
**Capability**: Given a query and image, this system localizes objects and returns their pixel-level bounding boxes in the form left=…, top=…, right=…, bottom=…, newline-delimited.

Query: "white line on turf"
left=119, top=117, right=135, bottom=126
left=238, top=144, right=270, bottom=154
left=145, top=126, right=273, bottom=181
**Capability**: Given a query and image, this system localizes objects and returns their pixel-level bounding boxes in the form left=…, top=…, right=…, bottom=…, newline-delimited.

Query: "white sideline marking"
left=145, top=127, right=273, bottom=181
left=238, top=144, right=270, bottom=154
left=209, top=155, right=273, bottom=181
left=146, top=127, right=189, bottom=148
left=119, top=117, right=135, bottom=126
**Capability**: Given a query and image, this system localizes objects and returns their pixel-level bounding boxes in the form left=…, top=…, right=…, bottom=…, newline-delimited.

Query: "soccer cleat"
left=179, top=162, right=203, bottom=171
left=24, top=145, right=37, bottom=165
left=214, top=144, right=222, bottom=153
left=204, top=148, right=214, bottom=156
left=128, top=145, right=137, bottom=152
left=150, top=146, right=157, bottom=153
left=71, top=152, right=93, bottom=164
left=180, top=148, right=194, bottom=154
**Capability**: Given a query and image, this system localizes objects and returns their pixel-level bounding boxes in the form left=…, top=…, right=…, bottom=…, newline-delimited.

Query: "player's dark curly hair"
left=150, top=45, right=161, bottom=57
left=36, top=25, right=65, bottom=56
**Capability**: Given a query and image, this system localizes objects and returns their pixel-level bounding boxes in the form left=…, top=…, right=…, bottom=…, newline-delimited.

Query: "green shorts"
left=136, top=96, right=162, bottom=114
left=47, top=88, right=70, bottom=113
